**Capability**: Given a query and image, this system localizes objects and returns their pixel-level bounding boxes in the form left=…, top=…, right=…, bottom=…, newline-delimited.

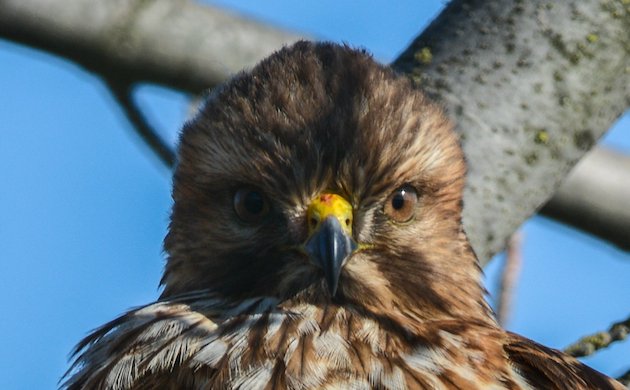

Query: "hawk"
left=64, top=41, right=624, bottom=389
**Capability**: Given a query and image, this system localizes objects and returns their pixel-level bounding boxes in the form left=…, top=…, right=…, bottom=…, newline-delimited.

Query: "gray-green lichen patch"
left=433, top=78, right=452, bottom=93
left=534, top=129, right=550, bottom=144
left=473, top=74, right=486, bottom=84
left=586, top=33, right=599, bottom=43
left=600, top=0, right=630, bottom=24
left=414, top=47, right=433, bottom=65
left=574, top=130, right=595, bottom=150
left=525, top=152, right=539, bottom=165
left=558, top=95, right=570, bottom=106
left=546, top=31, right=585, bottom=64
left=410, top=74, right=423, bottom=87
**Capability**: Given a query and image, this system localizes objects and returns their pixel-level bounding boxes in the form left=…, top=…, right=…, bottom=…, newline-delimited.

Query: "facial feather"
left=163, top=40, right=486, bottom=328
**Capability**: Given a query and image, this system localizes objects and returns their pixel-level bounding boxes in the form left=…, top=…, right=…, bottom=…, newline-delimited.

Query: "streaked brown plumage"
left=63, top=41, right=624, bottom=389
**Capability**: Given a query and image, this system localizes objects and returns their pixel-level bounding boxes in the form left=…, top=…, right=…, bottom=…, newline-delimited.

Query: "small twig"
left=104, top=77, right=176, bottom=169
left=564, top=316, right=630, bottom=358
left=496, top=231, right=522, bottom=327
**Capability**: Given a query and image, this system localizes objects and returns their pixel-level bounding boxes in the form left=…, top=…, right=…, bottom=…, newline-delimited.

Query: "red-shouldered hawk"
left=64, top=41, right=624, bottom=389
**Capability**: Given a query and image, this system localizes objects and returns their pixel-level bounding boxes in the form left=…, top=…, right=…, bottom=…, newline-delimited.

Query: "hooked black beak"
left=304, top=216, right=357, bottom=296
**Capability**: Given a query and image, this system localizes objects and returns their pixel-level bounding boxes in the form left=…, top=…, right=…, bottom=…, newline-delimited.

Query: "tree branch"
left=564, top=316, right=630, bottom=358
left=496, top=231, right=522, bottom=327
left=0, top=0, right=303, bottom=93
left=540, top=147, right=630, bottom=251
left=104, top=77, right=176, bottom=168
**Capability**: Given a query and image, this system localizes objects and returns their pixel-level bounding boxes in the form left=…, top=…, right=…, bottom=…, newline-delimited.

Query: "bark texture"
left=394, top=0, right=630, bottom=262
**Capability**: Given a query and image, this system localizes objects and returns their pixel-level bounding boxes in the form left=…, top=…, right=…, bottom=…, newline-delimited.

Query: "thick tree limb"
left=1, top=0, right=628, bottom=263
left=540, top=147, right=630, bottom=251
left=0, top=0, right=303, bottom=92
left=393, top=0, right=630, bottom=263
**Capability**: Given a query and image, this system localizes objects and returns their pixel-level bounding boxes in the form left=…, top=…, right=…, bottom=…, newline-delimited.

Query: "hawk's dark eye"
left=234, top=188, right=269, bottom=222
left=384, top=185, right=418, bottom=223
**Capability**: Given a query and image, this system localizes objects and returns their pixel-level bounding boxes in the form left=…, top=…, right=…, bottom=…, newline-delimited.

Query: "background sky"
left=1, top=1, right=629, bottom=388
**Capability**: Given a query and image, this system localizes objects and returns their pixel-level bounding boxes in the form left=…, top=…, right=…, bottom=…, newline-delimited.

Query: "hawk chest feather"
left=65, top=296, right=533, bottom=389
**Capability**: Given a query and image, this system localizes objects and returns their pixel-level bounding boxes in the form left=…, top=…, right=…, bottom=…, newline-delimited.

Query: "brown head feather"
left=163, top=41, right=488, bottom=328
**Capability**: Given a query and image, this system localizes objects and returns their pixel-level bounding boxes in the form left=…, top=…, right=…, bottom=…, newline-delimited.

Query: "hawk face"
left=163, top=41, right=489, bottom=329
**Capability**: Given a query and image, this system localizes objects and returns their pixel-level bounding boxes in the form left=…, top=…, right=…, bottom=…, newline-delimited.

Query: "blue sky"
left=1, top=1, right=629, bottom=388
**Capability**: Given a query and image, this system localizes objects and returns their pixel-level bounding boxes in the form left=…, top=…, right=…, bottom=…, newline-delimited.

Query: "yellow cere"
left=307, top=193, right=353, bottom=235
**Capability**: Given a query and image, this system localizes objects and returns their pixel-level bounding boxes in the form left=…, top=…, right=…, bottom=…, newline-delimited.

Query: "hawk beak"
left=304, top=194, right=357, bottom=296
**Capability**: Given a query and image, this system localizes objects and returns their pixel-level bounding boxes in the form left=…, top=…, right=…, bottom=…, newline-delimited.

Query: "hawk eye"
left=234, top=188, right=269, bottom=222
left=384, top=185, right=418, bottom=223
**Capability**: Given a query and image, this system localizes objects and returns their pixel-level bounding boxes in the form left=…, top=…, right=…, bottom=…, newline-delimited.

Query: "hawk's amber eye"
left=384, top=185, right=418, bottom=223
left=234, top=188, right=269, bottom=222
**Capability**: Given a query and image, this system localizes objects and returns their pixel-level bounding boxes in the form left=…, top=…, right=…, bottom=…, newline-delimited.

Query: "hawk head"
left=163, top=41, right=490, bottom=329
